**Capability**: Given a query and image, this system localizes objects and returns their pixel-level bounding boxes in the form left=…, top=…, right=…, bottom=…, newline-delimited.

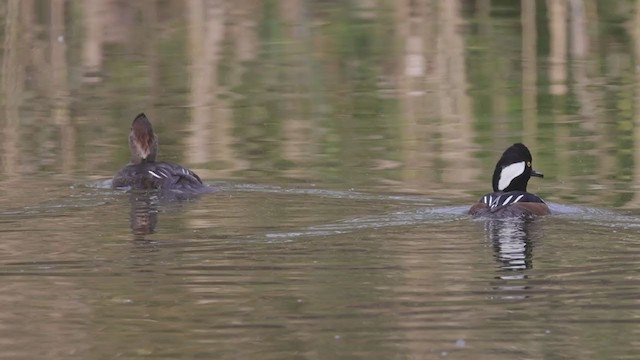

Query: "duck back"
left=113, top=162, right=214, bottom=193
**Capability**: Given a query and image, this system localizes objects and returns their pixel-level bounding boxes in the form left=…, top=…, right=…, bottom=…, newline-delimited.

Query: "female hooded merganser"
left=469, top=143, right=550, bottom=218
left=112, top=113, right=213, bottom=193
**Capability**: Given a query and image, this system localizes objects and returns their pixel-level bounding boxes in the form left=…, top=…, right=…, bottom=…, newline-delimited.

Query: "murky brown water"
left=1, top=1, right=640, bottom=359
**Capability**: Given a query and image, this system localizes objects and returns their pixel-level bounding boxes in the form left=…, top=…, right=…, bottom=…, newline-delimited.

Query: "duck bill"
left=531, top=169, right=544, bottom=178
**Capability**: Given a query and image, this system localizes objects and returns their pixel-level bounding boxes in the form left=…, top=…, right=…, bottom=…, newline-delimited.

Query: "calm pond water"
left=2, top=0, right=640, bottom=359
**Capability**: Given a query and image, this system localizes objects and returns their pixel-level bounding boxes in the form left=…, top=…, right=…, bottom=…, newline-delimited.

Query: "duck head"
left=129, top=113, right=158, bottom=164
left=491, top=143, right=543, bottom=192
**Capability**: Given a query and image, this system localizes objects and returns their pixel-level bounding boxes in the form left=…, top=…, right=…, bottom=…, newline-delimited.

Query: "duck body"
left=469, top=190, right=549, bottom=218
left=112, top=113, right=214, bottom=194
left=113, top=161, right=212, bottom=193
left=469, top=143, right=549, bottom=219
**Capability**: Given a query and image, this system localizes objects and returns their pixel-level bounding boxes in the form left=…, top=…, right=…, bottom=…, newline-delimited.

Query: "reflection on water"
left=3, top=1, right=640, bottom=359
left=127, top=189, right=213, bottom=238
left=0, top=1, right=639, bottom=206
left=2, top=183, right=640, bottom=358
left=128, top=192, right=158, bottom=237
left=484, top=218, right=539, bottom=271
left=483, top=218, right=540, bottom=302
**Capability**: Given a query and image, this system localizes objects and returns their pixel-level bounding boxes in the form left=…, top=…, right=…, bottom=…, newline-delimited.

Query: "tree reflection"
left=1, top=1, right=640, bottom=207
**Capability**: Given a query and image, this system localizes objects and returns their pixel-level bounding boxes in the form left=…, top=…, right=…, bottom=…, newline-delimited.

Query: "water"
left=2, top=0, right=640, bottom=358
left=2, top=180, right=640, bottom=359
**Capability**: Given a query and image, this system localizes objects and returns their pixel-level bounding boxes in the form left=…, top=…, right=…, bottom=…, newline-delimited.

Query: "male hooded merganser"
left=112, top=113, right=213, bottom=193
left=469, top=143, right=550, bottom=218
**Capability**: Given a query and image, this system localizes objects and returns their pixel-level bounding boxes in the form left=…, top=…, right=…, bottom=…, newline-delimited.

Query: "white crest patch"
left=498, top=161, right=526, bottom=191
left=136, top=142, right=150, bottom=160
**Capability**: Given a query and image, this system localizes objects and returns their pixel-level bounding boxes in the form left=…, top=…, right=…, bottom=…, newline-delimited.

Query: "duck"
left=469, top=143, right=549, bottom=218
left=112, top=113, right=214, bottom=193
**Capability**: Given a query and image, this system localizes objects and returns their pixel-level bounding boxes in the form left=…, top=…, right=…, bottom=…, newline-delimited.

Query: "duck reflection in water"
left=484, top=218, right=542, bottom=271
left=129, top=191, right=159, bottom=238
left=128, top=190, right=206, bottom=239
left=483, top=218, right=545, bottom=300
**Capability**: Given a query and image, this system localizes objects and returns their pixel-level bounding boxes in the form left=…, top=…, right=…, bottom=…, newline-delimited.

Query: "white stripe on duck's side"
left=482, top=193, right=527, bottom=209
left=148, top=170, right=162, bottom=179
left=501, top=195, right=513, bottom=206
left=482, top=195, right=501, bottom=208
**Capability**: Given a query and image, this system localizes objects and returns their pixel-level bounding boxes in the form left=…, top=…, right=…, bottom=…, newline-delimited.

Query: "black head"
left=491, top=143, right=543, bottom=192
